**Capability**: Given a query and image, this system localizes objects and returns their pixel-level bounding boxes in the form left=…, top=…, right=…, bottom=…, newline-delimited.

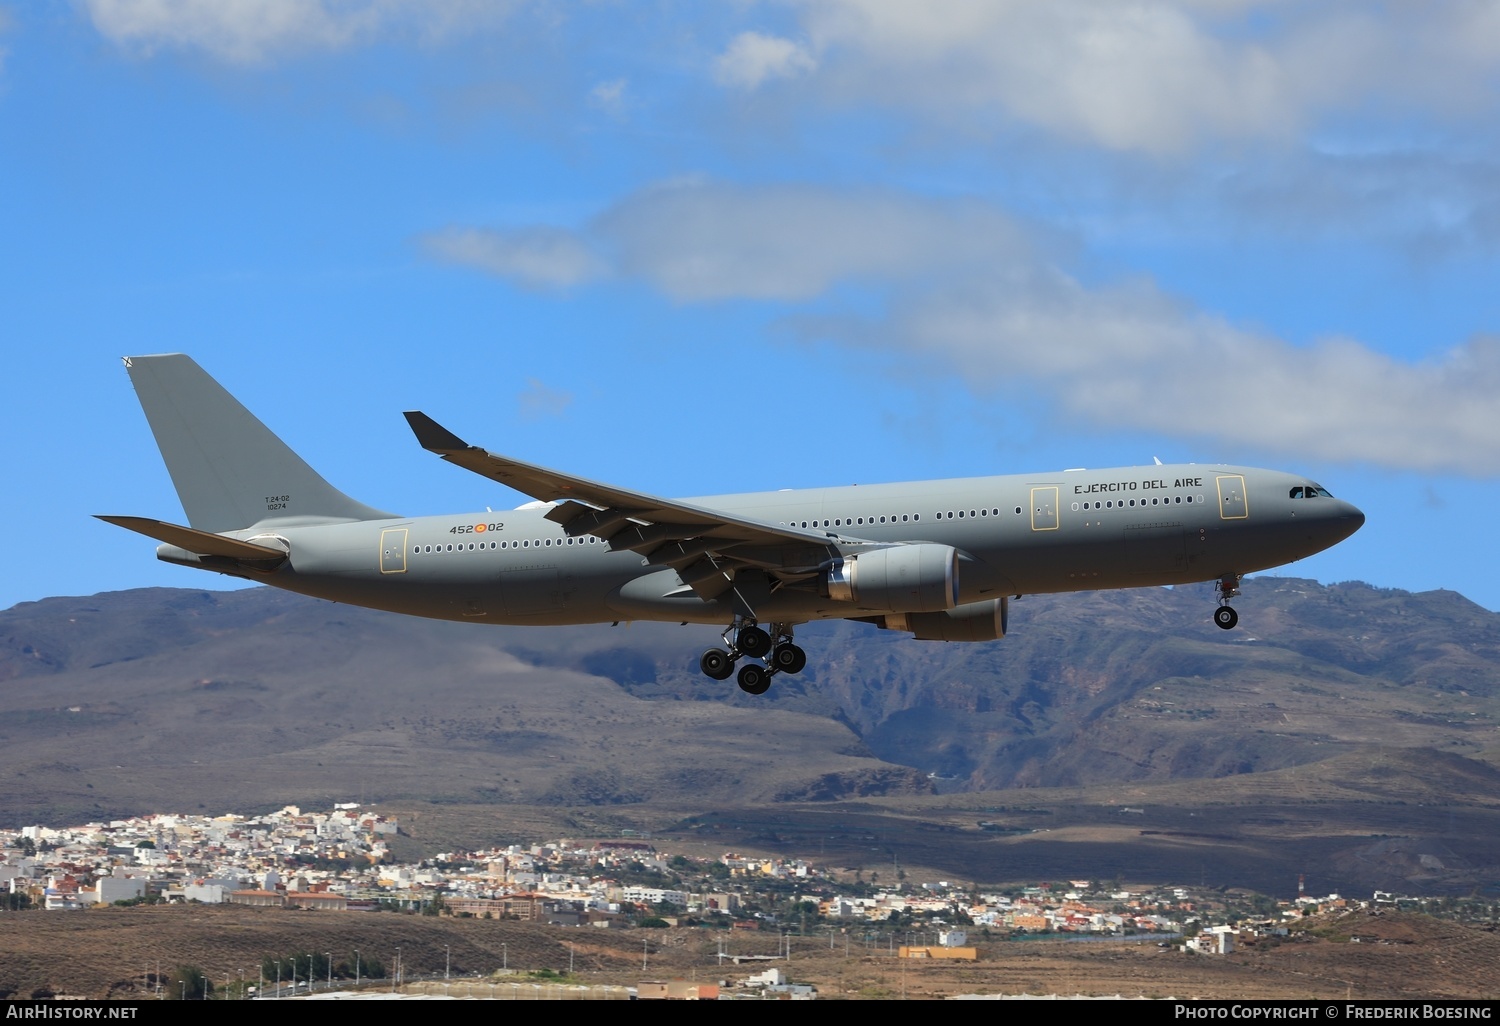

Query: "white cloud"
left=854, top=272, right=1500, bottom=475
left=593, top=180, right=1043, bottom=302
left=420, top=226, right=605, bottom=291
left=83, top=0, right=515, bottom=64
left=518, top=378, right=572, bottom=421
left=427, top=178, right=1500, bottom=475
left=714, top=30, right=817, bottom=89
left=733, top=0, right=1500, bottom=155
left=589, top=77, right=628, bottom=117
left=79, top=2, right=1500, bottom=157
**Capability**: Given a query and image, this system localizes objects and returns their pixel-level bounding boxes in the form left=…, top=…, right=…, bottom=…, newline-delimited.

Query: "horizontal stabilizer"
left=96, top=515, right=289, bottom=560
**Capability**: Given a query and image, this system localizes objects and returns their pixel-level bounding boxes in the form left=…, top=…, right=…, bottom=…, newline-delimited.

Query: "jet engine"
left=879, top=597, right=1008, bottom=642
left=826, top=543, right=959, bottom=612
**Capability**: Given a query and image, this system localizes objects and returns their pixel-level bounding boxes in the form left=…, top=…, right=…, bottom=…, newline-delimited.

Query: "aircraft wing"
left=404, top=412, right=840, bottom=600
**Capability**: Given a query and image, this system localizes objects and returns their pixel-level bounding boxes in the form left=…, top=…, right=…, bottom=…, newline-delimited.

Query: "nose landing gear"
left=1214, top=574, right=1241, bottom=630
left=698, top=619, right=806, bottom=694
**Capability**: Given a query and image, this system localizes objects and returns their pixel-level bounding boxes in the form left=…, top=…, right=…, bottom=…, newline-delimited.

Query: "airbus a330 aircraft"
left=101, top=355, right=1364, bottom=695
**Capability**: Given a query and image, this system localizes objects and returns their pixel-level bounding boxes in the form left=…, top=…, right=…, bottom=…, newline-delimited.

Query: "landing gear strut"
left=1214, top=574, right=1241, bottom=630
left=698, top=619, right=806, bottom=694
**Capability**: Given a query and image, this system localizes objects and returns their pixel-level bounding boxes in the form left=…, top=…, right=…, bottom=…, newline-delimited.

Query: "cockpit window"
left=1289, top=487, right=1304, bottom=499
left=1290, top=483, right=1334, bottom=499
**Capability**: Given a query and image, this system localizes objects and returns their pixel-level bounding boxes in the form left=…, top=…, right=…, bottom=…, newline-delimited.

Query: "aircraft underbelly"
left=498, top=565, right=564, bottom=615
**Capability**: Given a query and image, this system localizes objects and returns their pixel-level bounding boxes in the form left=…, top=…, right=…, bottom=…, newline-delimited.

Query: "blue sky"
left=3, top=1, right=1499, bottom=612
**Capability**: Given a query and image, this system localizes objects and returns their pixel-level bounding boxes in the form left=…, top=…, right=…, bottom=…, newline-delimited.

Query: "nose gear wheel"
left=1214, top=574, right=1242, bottom=631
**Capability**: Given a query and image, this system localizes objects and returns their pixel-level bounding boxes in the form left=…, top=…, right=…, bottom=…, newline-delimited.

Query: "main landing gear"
left=1214, top=574, right=1241, bottom=630
left=699, top=619, right=806, bottom=695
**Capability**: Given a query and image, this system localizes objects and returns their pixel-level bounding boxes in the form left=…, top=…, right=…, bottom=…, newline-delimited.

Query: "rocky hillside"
left=2, top=578, right=1497, bottom=828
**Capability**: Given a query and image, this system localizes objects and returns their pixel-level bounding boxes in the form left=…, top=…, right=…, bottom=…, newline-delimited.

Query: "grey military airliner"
left=101, top=355, right=1364, bottom=695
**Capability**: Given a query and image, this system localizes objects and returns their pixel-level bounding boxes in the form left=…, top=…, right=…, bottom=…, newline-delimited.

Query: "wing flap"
left=677, top=558, right=735, bottom=600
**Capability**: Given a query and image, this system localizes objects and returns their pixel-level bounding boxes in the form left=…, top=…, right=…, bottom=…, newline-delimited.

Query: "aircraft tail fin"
left=123, top=354, right=398, bottom=532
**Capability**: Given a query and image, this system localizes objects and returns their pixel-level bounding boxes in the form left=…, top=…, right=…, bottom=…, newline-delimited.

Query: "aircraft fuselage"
left=156, top=463, right=1362, bottom=628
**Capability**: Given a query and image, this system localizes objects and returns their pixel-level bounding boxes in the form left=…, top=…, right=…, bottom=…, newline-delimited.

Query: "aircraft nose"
left=1345, top=502, right=1366, bottom=532
left=1325, top=500, right=1365, bottom=544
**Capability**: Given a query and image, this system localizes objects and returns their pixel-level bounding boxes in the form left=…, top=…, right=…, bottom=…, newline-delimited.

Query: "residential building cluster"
left=0, top=803, right=1384, bottom=955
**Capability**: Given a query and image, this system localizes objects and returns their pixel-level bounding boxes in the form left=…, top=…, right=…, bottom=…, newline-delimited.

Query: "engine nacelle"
left=827, top=543, right=959, bottom=612
left=880, top=597, right=1008, bottom=642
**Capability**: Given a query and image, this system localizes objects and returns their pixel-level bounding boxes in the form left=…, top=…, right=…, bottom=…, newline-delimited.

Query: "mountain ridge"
left=4, top=578, right=1499, bottom=894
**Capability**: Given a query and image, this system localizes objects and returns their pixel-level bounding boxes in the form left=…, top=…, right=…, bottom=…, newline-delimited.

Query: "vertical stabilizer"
left=124, top=354, right=397, bottom=532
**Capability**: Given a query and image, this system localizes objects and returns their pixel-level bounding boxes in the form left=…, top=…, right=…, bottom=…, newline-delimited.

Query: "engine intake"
left=827, top=543, right=959, bottom=612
